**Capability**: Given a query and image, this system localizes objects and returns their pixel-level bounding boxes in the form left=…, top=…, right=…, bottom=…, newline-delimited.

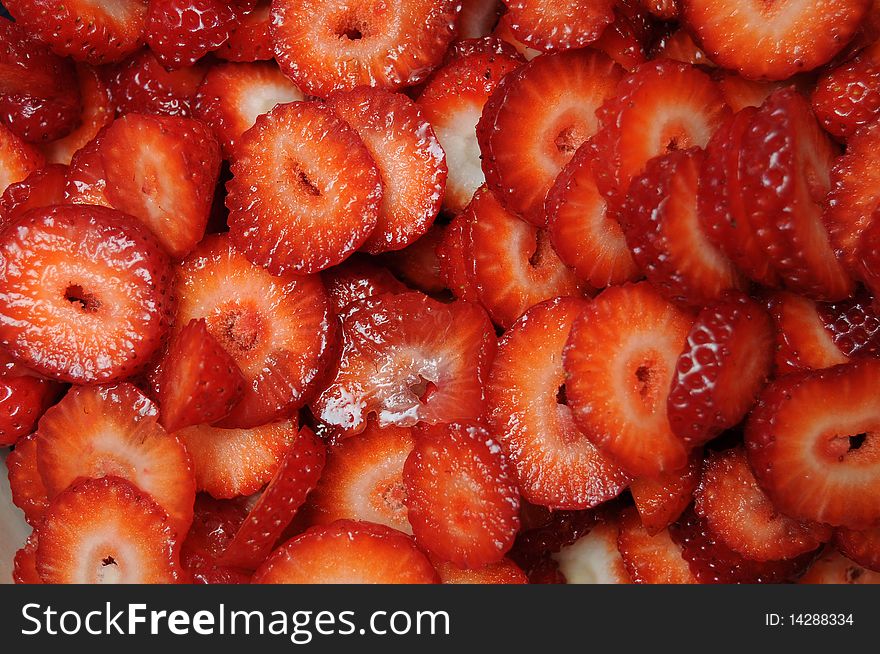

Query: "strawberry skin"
left=145, top=0, right=240, bottom=69
left=110, top=49, right=208, bottom=118
left=217, top=0, right=273, bottom=62
left=0, top=375, right=62, bottom=446
left=6, top=432, right=50, bottom=526
left=630, top=454, right=700, bottom=535
left=504, top=0, right=615, bottom=53
left=13, top=533, right=41, bottom=584
left=0, top=122, right=44, bottom=193
left=0, top=163, right=68, bottom=228
left=813, top=41, right=880, bottom=139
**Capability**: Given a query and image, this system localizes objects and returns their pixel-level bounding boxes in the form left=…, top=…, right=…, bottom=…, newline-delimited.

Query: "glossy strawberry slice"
left=813, top=41, right=880, bottom=138
left=504, top=0, right=615, bottom=53
left=437, top=217, right=480, bottom=301
left=181, top=495, right=251, bottom=584
left=0, top=122, right=44, bottom=193
left=381, top=224, right=447, bottom=294
left=590, top=0, right=654, bottom=72
left=834, top=526, right=880, bottom=572
left=321, top=257, right=407, bottom=314
left=145, top=0, right=241, bottom=69
left=434, top=557, right=528, bottom=584
left=766, top=290, right=850, bottom=374
left=456, top=0, right=504, bottom=39
left=110, top=49, right=208, bottom=118
left=652, top=27, right=712, bottom=66
left=492, top=13, right=542, bottom=61
left=217, top=0, right=273, bottom=62
left=798, top=547, right=880, bottom=584
left=630, top=454, right=700, bottom=535
left=617, top=507, right=699, bottom=584
left=0, top=375, right=62, bottom=446
left=13, top=532, right=41, bottom=584
left=714, top=73, right=788, bottom=113
left=6, top=432, right=50, bottom=526
left=0, top=163, right=68, bottom=227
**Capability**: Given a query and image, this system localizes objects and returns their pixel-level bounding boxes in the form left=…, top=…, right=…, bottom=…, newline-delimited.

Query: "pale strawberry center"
left=373, top=478, right=407, bottom=523
left=821, top=430, right=876, bottom=464
left=213, top=307, right=265, bottom=355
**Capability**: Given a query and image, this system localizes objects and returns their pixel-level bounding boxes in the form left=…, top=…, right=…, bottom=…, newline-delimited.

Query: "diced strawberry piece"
left=456, top=0, right=503, bottom=39
left=551, top=517, right=632, bottom=584
left=314, top=292, right=496, bottom=434
left=4, top=0, right=148, bottom=65
left=36, top=383, right=195, bottom=533
left=630, top=454, right=700, bottom=535
left=492, top=13, right=542, bottom=62
left=157, top=318, right=246, bottom=433
left=271, top=0, right=459, bottom=96
left=175, top=234, right=333, bottom=428
left=667, top=293, right=774, bottom=446
left=0, top=163, right=68, bottom=228
left=0, top=205, right=173, bottom=383
left=816, top=288, right=880, bottom=359
left=478, top=49, right=623, bottom=225
left=834, top=526, right=880, bottom=571
left=145, top=0, right=240, bottom=69
left=217, top=0, right=273, bottom=62
left=310, top=423, right=414, bottom=534
left=639, top=0, right=678, bottom=19
left=253, top=519, right=439, bottom=584
left=6, top=433, right=50, bottom=525
left=321, top=257, right=407, bottom=315
left=416, top=48, right=523, bottom=213
left=381, top=224, right=447, bottom=294
left=13, top=532, right=41, bottom=584
left=680, top=0, right=869, bottom=80
left=328, top=87, right=446, bottom=254
left=0, top=122, right=44, bottom=194
left=813, top=41, right=880, bottom=138
left=181, top=495, right=251, bottom=584
left=220, top=427, right=326, bottom=570
left=434, top=557, right=528, bottom=584
left=766, top=291, right=850, bottom=374
left=503, top=0, right=615, bottom=53
left=617, top=507, right=699, bottom=584
left=437, top=217, right=480, bottom=301
left=0, top=375, right=62, bottom=446
left=110, top=49, right=208, bottom=118
left=564, top=282, right=693, bottom=477
left=35, top=476, right=186, bottom=584
left=714, top=72, right=789, bottom=113
left=798, top=546, right=880, bottom=583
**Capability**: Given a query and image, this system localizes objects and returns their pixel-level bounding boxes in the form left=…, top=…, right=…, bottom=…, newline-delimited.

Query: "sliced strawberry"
left=746, top=359, right=880, bottom=528
left=313, top=292, right=496, bottom=434
left=488, top=298, right=629, bottom=509
left=437, top=217, right=480, bottom=301
left=157, top=318, right=246, bottom=433
left=253, top=519, right=439, bottom=584
left=6, top=433, right=50, bottom=526
left=181, top=495, right=251, bottom=584
left=680, top=0, right=869, bottom=80
left=380, top=224, right=447, bottom=294
left=639, top=0, right=678, bottom=19
left=35, top=476, right=185, bottom=584
left=551, top=518, right=631, bottom=584
left=766, top=291, right=851, bottom=374
left=834, top=526, right=880, bottom=571
left=434, top=557, right=528, bottom=584
left=416, top=47, right=523, bottom=213
left=630, top=454, right=700, bottom=535
left=0, top=375, right=63, bottom=446
left=564, top=282, right=693, bottom=477
left=617, top=507, right=699, bottom=584
left=0, top=122, right=44, bottom=194
left=321, top=257, right=407, bottom=314
left=310, top=423, right=414, bottom=534
left=456, top=0, right=503, bottom=39
left=478, top=49, right=623, bottom=225
left=714, top=72, right=788, bottom=113
left=816, top=287, right=880, bottom=359
left=813, top=41, right=880, bottom=138
left=0, top=205, right=173, bottom=383
left=667, top=292, right=774, bottom=446
left=504, top=0, right=614, bottom=53
left=798, top=546, right=880, bottom=583
left=217, top=0, right=273, bottom=62
left=218, top=426, right=325, bottom=569
left=651, top=27, right=713, bottom=67
left=13, top=532, right=41, bottom=584
left=327, top=87, right=446, bottom=254
left=175, top=233, right=333, bottom=428
left=145, top=0, right=240, bottom=69
left=0, top=163, right=68, bottom=227
left=110, top=49, right=208, bottom=118
left=4, top=0, right=148, bottom=65
left=492, top=13, right=542, bottom=61
left=590, top=1, right=653, bottom=72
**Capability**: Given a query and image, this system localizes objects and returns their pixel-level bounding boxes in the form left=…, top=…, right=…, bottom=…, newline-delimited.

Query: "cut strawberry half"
left=620, top=148, right=744, bottom=307
left=746, top=359, right=880, bottom=528
left=667, top=292, right=774, bottom=446
left=0, top=122, right=44, bottom=193
left=13, top=532, right=41, bottom=584
left=813, top=41, right=880, bottom=138
left=380, top=224, right=447, bottom=294
left=564, top=282, right=693, bottom=478
left=144, top=0, right=240, bottom=69
left=834, top=526, right=880, bottom=572
left=327, top=86, right=446, bottom=254
left=217, top=0, right=273, bottom=62
left=630, top=454, right=700, bottom=535
left=798, top=546, right=880, bottom=584
left=0, top=205, right=173, bottom=383
left=35, top=476, right=185, bottom=584
left=253, top=519, right=439, bottom=584
left=816, top=287, right=880, bottom=359
left=488, top=297, right=630, bottom=509
left=0, top=375, right=63, bottom=446
left=175, top=233, right=333, bottom=428
left=551, top=517, right=632, bottom=584
left=219, top=426, right=325, bottom=569
left=404, top=421, right=520, bottom=568
left=434, top=557, right=528, bottom=584
left=437, top=216, right=480, bottom=302
left=311, top=423, right=414, bottom=534
left=478, top=49, right=623, bottom=225
left=313, top=292, right=496, bottom=434
left=766, top=291, right=851, bottom=373
left=194, top=61, right=304, bottom=159
left=617, top=507, right=699, bottom=584
left=456, top=0, right=503, bottom=39
left=157, top=318, right=246, bottom=433
left=6, top=432, right=50, bottom=526
left=681, top=0, right=868, bottom=80
left=110, top=49, right=208, bottom=118
left=504, top=0, right=615, bottom=53
left=0, top=163, right=68, bottom=228
left=416, top=47, right=523, bottom=213
left=181, top=495, right=251, bottom=584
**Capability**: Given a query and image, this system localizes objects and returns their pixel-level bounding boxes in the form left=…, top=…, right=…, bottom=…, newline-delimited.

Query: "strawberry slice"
left=564, top=282, right=693, bottom=478
left=651, top=27, right=713, bottom=67
left=157, top=318, right=246, bottom=433
left=253, top=519, right=439, bottom=584
left=219, top=426, right=326, bottom=569
left=617, top=507, right=699, bottom=584
left=0, top=122, right=44, bottom=193
left=667, top=292, right=774, bottom=446
left=271, top=0, right=459, bottom=97
left=503, top=0, right=615, bottom=53
left=110, top=49, right=208, bottom=118
left=0, top=205, right=173, bottom=383
left=680, top=0, right=869, bottom=80
left=434, top=557, right=528, bottom=584
left=639, top=0, right=678, bottom=19
left=4, top=0, right=148, bottom=65
left=327, top=87, right=446, bottom=254
left=145, top=0, right=241, bottom=69
left=437, top=216, right=480, bottom=301
left=492, top=13, right=542, bottom=61
left=834, top=526, right=880, bottom=572
left=798, top=547, right=880, bottom=584
left=813, top=41, right=880, bottom=138
left=488, top=297, right=630, bottom=509
left=404, top=421, right=520, bottom=568
left=13, top=532, right=41, bottom=584
left=321, top=256, right=407, bottom=314
left=590, top=0, right=655, bottom=72
left=181, top=495, right=251, bottom=584
left=381, top=224, right=447, bottom=294
left=227, top=101, right=382, bottom=275
left=194, top=61, right=304, bottom=159
left=175, top=234, right=333, bottom=428
left=551, top=517, right=632, bottom=584
left=714, top=73, right=789, bottom=113
left=310, top=423, right=414, bottom=535
left=630, top=454, right=700, bottom=535
left=816, top=287, right=880, bottom=359
left=416, top=47, right=523, bottom=213
left=478, top=49, right=623, bottom=225
left=6, top=433, right=50, bottom=526
left=0, top=163, right=68, bottom=227
left=217, top=0, right=273, bottom=62
left=620, top=148, right=744, bottom=307
left=456, top=0, right=504, bottom=39
left=0, top=375, right=62, bottom=446
left=36, top=383, right=195, bottom=533
left=695, top=446, right=832, bottom=561
left=746, top=359, right=880, bottom=528
left=35, top=476, right=185, bottom=584
left=313, top=292, right=496, bottom=434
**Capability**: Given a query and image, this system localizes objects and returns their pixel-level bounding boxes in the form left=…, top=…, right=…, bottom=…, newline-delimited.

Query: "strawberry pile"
left=2, top=0, right=880, bottom=585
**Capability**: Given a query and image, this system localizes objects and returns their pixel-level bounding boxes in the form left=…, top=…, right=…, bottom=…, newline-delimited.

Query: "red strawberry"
left=35, top=476, right=186, bottom=584
left=110, top=49, right=208, bottom=118
left=4, top=0, right=148, bottom=65
left=253, top=520, right=439, bottom=584
left=0, top=375, right=62, bottom=446
left=144, top=0, right=240, bottom=69
left=456, top=0, right=504, bottom=39
left=381, top=224, right=447, bottom=294
left=630, top=454, right=700, bottom=535
left=492, top=13, right=542, bottom=62
left=651, top=27, right=713, bottom=67
left=860, top=217, right=880, bottom=302
left=0, top=205, right=173, bottom=383
left=639, top=0, right=678, bottom=19
left=478, top=49, right=623, bottom=225
left=813, top=41, right=880, bottom=138
left=816, top=287, right=880, bottom=359
left=714, top=72, right=789, bottom=113
left=617, top=507, right=699, bottom=584
left=509, top=507, right=598, bottom=577
left=174, top=234, right=333, bottom=428
left=227, top=101, right=382, bottom=275
left=564, top=282, right=693, bottom=478
left=404, top=421, right=520, bottom=568
left=834, top=526, right=880, bottom=571
left=590, top=1, right=654, bottom=72
left=313, top=292, right=496, bottom=434
left=310, top=423, right=414, bottom=534
left=0, top=163, right=67, bottom=228
left=416, top=47, right=523, bottom=213
left=0, top=122, right=44, bottom=193
left=680, top=0, right=869, bottom=80
left=6, top=433, right=50, bottom=525
left=437, top=217, right=480, bottom=301
left=270, top=0, right=460, bottom=97
left=327, top=87, right=446, bottom=254
left=766, top=291, right=850, bottom=373
left=219, top=426, right=326, bottom=569
left=799, top=547, right=880, bottom=584
left=13, top=533, right=41, bottom=584
left=67, top=113, right=221, bottom=259
left=551, top=517, right=632, bottom=584
left=488, top=297, right=630, bottom=509
left=217, top=0, right=273, bottom=62
left=181, top=495, right=251, bottom=584
left=503, top=0, right=615, bottom=53
left=157, top=318, right=246, bottom=433
left=434, top=557, right=528, bottom=584
left=321, top=257, right=407, bottom=314
left=667, top=292, right=774, bottom=446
